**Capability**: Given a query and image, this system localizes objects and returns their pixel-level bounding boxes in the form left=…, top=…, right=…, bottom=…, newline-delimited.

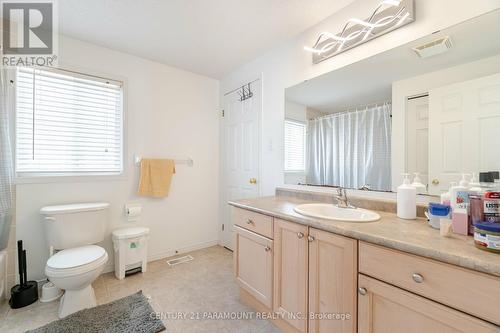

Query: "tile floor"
left=0, top=246, right=282, bottom=333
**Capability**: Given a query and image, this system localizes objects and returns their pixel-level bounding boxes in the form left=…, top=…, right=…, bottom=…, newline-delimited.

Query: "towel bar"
left=133, top=154, right=193, bottom=167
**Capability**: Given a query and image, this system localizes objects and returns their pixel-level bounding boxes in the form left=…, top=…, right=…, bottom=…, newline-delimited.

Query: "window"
left=15, top=67, right=123, bottom=177
left=284, top=119, right=306, bottom=172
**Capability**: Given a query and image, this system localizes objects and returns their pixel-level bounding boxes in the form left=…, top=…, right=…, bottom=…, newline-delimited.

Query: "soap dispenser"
left=397, top=173, right=416, bottom=220
left=411, top=172, right=427, bottom=194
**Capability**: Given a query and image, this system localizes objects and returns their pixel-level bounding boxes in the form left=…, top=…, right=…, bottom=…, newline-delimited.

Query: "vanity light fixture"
left=305, top=0, right=414, bottom=64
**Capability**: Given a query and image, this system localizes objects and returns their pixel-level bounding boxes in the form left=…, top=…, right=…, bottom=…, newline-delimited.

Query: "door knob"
left=249, top=178, right=257, bottom=184
left=432, top=179, right=439, bottom=185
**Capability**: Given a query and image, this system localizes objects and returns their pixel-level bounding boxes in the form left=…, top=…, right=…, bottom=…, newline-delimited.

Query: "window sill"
left=14, top=172, right=128, bottom=185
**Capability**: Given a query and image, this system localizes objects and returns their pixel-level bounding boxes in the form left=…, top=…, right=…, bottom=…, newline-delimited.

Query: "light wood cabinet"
left=234, top=225, right=273, bottom=308
left=358, top=274, right=500, bottom=333
left=308, top=228, right=357, bottom=333
left=274, top=218, right=309, bottom=333
left=359, top=241, right=500, bottom=325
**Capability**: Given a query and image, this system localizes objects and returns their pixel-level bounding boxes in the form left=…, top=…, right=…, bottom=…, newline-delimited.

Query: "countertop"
left=229, top=196, right=500, bottom=278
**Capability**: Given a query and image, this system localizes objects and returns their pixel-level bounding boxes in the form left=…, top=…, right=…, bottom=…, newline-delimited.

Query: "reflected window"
left=284, top=120, right=306, bottom=172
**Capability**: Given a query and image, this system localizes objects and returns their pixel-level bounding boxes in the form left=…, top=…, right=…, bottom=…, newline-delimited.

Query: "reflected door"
left=429, top=72, right=500, bottom=195
left=406, top=96, right=429, bottom=190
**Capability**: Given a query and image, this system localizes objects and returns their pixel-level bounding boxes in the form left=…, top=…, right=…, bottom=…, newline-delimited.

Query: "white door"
left=222, top=81, right=261, bottom=250
left=406, top=96, right=429, bottom=189
left=429, top=72, right=500, bottom=195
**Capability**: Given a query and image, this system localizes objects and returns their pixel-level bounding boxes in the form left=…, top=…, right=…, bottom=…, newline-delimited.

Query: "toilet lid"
left=47, top=245, right=106, bottom=269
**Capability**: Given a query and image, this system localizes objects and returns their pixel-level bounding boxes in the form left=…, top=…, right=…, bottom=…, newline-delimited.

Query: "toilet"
left=40, top=202, right=109, bottom=318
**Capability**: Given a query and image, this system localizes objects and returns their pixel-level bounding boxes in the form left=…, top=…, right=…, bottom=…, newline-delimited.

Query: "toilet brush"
left=9, top=240, right=39, bottom=308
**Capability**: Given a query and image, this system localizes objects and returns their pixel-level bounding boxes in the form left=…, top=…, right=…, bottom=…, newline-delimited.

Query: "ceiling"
left=59, top=0, right=355, bottom=79
left=286, top=9, right=500, bottom=113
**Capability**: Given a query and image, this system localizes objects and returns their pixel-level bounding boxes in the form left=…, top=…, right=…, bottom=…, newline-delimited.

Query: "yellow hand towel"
left=137, top=159, right=176, bottom=198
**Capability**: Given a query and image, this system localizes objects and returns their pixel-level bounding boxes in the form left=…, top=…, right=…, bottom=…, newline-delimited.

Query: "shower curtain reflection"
left=0, top=69, right=13, bottom=251
left=306, top=102, right=392, bottom=191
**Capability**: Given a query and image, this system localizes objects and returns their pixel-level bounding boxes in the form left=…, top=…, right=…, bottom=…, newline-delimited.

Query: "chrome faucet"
left=334, top=187, right=356, bottom=209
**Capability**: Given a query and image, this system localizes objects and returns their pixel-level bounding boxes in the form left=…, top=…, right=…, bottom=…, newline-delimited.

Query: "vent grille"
left=167, top=255, right=194, bottom=266
left=413, top=36, right=453, bottom=58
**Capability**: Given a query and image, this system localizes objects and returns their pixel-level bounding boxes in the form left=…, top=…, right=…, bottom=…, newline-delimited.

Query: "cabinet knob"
left=246, top=219, right=254, bottom=225
left=307, top=235, right=315, bottom=242
left=264, top=246, right=271, bottom=252
left=297, top=232, right=304, bottom=239
left=358, top=287, right=367, bottom=296
left=431, top=179, right=440, bottom=186
left=412, top=273, right=424, bottom=283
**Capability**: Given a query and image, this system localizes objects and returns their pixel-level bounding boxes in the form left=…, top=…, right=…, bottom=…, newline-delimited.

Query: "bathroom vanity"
left=229, top=195, right=500, bottom=333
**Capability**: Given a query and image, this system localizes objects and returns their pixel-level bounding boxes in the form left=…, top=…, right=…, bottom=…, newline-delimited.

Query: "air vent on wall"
left=412, top=36, right=453, bottom=58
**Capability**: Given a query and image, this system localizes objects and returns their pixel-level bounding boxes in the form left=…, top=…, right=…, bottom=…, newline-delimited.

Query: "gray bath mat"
left=26, top=291, right=165, bottom=333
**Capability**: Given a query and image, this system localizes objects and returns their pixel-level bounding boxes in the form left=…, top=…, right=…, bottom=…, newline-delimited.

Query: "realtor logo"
left=1, top=0, right=58, bottom=66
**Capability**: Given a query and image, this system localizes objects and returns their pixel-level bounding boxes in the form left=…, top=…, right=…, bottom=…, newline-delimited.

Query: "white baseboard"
left=147, top=239, right=219, bottom=262
left=101, top=239, right=220, bottom=275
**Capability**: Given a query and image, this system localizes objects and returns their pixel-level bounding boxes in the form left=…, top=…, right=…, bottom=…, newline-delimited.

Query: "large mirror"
left=284, top=9, right=500, bottom=195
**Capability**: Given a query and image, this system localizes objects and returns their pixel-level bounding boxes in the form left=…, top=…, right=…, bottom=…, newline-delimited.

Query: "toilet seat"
left=46, top=245, right=108, bottom=278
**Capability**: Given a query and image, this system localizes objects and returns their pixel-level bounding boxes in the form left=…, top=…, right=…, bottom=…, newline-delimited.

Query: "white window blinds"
left=284, top=120, right=306, bottom=172
left=15, top=67, right=123, bottom=176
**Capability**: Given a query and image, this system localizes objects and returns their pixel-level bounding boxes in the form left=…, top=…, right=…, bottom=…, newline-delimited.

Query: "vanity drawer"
left=359, top=241, right=500, bottom=325
left=232, top=207, right=273, bottom=239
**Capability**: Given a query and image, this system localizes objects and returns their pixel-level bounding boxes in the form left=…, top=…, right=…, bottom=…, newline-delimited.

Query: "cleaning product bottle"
left=397, top=173, right=416, bottom=220
left=450, top=174, right=470, bottom=209
left=411, top=172, right=427, bottom=194
left=440, top=182, right=456, bottom=206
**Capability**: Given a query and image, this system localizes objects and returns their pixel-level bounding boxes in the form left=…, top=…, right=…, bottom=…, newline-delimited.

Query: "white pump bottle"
left=397, top=173, right=417, bottom=220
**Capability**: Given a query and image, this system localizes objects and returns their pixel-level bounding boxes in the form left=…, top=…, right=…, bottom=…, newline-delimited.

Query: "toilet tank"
left=40, top=202, right=110, bottom=250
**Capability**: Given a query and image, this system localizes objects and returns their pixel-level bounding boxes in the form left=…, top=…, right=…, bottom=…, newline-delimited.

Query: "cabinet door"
left=234, top=226, right=273, bottom=308
left=308, top=228, right=357, bottom=333
left=274, top=219, right=309, bottom=333
left=358, top=274, right=500, bottom=333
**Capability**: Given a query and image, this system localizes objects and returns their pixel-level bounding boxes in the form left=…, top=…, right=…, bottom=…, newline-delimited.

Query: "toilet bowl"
left=45, top=245, right=108, bottom=318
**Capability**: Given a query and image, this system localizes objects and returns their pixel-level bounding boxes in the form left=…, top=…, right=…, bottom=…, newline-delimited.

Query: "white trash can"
left=112, top=227, right=149, bottom=280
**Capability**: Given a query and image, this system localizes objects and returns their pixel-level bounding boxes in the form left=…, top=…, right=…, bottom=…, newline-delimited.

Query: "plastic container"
left=440, top=218, right=453, bottom=237
left=397, top=173, right=416, bottom=220
left=474, top=222, right=500, bottom=253
left=483, top=192, right=500, bottom=223
left=469, top=194, right=484, bottom=234
left=440, top=182, right=456, bottom=206
left=450, top=174, right=469, bottom=209
left=112, top=227, right=150, bottom=280
left=427, top=203, right=451, bottom=229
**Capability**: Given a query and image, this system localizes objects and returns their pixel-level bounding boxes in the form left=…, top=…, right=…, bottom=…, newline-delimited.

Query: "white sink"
left=294, top=203, right=380, bottom=222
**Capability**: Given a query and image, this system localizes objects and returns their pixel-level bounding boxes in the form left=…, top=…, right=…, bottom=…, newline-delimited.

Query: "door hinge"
left=222, top=224, right=225, bottom=231
left=221, top=110, right=225, bottom=117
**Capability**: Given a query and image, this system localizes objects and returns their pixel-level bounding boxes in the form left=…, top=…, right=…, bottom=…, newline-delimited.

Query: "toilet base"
left=58, top=285, right=96, bottom=318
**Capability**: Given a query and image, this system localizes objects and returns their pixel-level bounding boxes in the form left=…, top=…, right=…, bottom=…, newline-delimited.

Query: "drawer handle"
left=358, top=287, right=367, bottom=296
left=246, top=219, right=254, bottom=225
left=412, top=273, right=424, bottom=283
left=307, top=235, right=315, bottom=242
left=297, top=232, right=304, bottom=239
left=264, top=246, right=271, bottom=252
